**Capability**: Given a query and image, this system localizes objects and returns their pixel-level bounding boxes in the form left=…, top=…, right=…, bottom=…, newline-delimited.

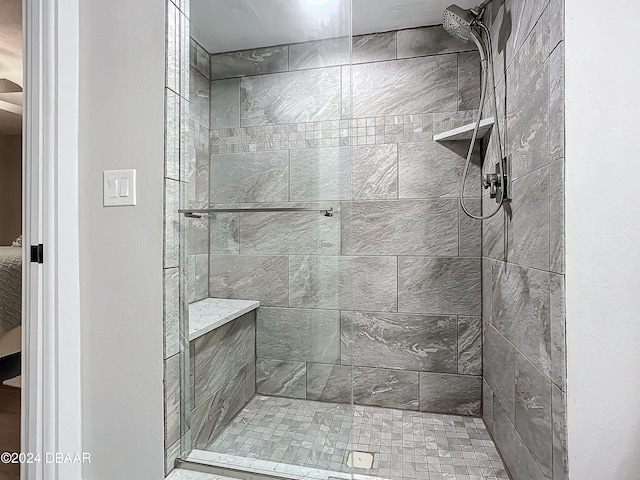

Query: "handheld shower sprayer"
left=443, top=0, right=493, bottom=41
left=443, top=5, right=479, bottom=42
left=442, top=2, right=510, bottom=221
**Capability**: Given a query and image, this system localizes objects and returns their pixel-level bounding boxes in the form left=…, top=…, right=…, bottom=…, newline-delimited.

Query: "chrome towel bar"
left=179, top=207, right=334, bottom=219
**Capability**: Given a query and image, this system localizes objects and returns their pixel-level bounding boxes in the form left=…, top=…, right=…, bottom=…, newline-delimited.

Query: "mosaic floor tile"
left=204, top=395, right=508, bottom=480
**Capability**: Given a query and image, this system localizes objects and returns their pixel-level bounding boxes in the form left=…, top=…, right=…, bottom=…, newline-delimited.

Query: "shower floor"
left=199, top=395, right=508, bottom=480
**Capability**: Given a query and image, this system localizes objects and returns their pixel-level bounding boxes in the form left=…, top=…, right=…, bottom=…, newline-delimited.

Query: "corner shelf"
left=433, top=117, right=494, bottom=142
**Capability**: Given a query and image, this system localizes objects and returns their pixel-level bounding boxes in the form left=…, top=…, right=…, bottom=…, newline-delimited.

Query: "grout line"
left=548, top=47, right=553, bottom=278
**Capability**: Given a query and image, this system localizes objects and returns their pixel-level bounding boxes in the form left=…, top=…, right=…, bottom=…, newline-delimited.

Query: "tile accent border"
left=209, top=111, right=482, bottom=154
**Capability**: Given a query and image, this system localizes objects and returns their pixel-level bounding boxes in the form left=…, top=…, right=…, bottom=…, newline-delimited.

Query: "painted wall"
left=0, top=134, right=21, bottom=245
left=481, top=0, right=567, bottom=479
left=565, top=0, right=640, bottom=478
left=203, top=26, right=484, bottom=415
left=78, top=0, right=165, bottom=478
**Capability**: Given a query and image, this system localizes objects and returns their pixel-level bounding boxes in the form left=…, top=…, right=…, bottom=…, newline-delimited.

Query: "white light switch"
left=103, top=169, right=136, bottom=206
left=119, top=178, right=129, bottom=197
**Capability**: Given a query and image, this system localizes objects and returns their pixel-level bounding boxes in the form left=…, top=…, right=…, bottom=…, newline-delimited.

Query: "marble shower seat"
left=189, top=298, right=260, bottom=341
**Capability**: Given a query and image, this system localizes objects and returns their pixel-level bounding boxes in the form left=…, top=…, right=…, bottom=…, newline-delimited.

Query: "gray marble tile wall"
left=207, top=25, right=484, bottom=416
left=164, top=0, right=191, bottom=475
left=185, top=38, right=211, bottom=305
left=481, top=1, right=567, bottom=479
left=190, top=311, right=256, bottom=449
left=166, top=34, right=256, bottom=470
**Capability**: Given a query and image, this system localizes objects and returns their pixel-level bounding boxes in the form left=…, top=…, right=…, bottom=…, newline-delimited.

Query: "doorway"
left=0, top=1, right=24, bottom=478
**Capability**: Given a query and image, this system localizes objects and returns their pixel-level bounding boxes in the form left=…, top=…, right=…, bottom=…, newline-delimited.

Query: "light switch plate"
left=103, top=169, right=137, bottom=207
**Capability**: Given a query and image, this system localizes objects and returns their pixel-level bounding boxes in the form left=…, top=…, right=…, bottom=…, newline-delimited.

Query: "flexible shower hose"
left=459, top=22, right=505, bottom=220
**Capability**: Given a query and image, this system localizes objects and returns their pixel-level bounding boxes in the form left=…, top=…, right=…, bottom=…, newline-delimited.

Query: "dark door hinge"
left=30, top=244, right=43, bottom=264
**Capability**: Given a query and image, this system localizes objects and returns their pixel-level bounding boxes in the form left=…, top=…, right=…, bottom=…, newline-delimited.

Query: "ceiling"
left=0, top=0, right=22, bottom=135
left=191, top=0, right=477, bottom=54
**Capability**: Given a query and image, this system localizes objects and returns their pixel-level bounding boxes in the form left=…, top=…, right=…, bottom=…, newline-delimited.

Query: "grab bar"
left=179, top=207, right=334, bottom=219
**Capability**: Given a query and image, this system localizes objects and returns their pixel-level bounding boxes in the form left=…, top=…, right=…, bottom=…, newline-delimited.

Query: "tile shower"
left=481, top=0, right=567, bottom=479
left=199, top=26, right=485, bottom=417
left=162, top=0, right=567, bottom=479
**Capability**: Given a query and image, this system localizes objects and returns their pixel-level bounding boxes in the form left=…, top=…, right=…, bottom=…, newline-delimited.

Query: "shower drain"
left=346, top=451, right=374, bottom=469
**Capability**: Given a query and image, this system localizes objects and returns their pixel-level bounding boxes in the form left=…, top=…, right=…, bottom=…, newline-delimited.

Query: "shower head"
left=443, top=4, right=478, bottom=42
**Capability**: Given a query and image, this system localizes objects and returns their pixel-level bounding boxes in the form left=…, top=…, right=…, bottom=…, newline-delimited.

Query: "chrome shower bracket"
left=500, top=155, right=512, bottom=203
left=482, top=155, right=512, bottom=204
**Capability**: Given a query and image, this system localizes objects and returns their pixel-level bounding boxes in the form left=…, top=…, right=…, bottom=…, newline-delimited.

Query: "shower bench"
left=188, top=297, right=260, bottom=341
left=186, top=298, right=261, bottom=449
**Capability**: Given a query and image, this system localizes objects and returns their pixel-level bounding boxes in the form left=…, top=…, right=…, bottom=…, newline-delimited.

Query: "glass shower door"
left=177, top=0, right=356, bottom=477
